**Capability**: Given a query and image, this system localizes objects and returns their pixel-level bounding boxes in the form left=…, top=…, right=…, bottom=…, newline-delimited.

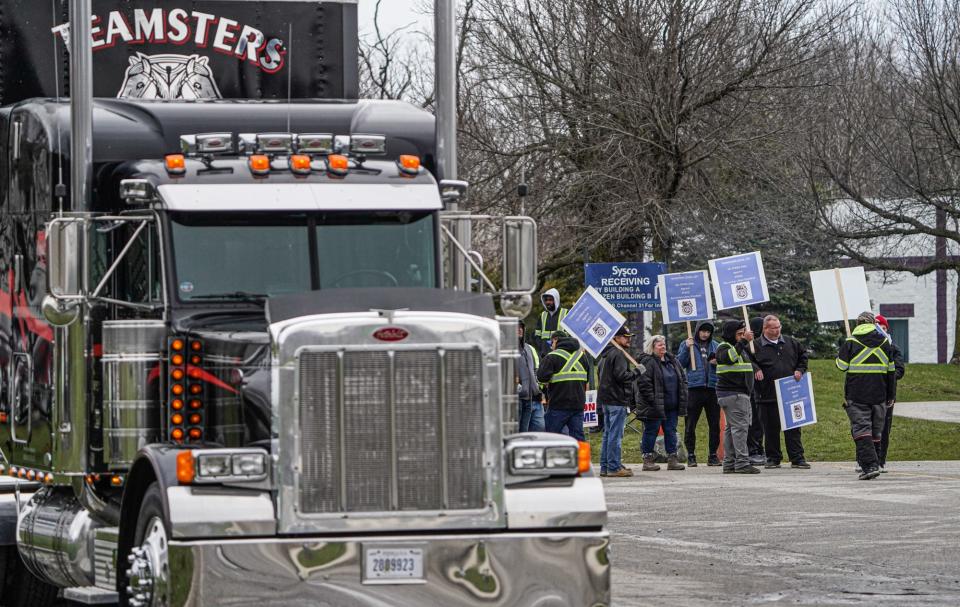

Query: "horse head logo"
left=117, top=53, right=222, bottom=101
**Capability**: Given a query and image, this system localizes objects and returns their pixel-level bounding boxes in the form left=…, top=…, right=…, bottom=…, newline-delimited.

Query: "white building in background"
left=868, top=270, right=957, bottom=363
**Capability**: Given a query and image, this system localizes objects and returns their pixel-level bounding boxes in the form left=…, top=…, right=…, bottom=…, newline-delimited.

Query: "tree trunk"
left=953, top=269, right=960, bottom=365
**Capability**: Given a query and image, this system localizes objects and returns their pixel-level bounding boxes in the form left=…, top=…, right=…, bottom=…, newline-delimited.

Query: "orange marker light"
left=172, top=399, right=185, bottom=411
left=327, top=154, right=349, bottom=175
left=398, top=155, right=421, bottom=175
left=171, top=369, right=185, bottom=381
left=249, top=155, right=271, bottom=175
left=171, top=428, right=185, bottom=441
left=171, top=339, right=185, bottom=351
left=577, top=441, right=592, bottom=474
left=190, top=384, right=202, bottom=395
left=44, top=472, right=54, bottom=484
left=26, top=470, right=36, bottom=481
left=189, top=399, right=202, bottom=410
left=189, top=368, right=202, bottom=379
left=191, top=341, right=202, bottom=351
left=176, top=451, right=195, bottom=484
left=172, top=413, right=184, bottom=425
left=189, top=414, right=202, bottom=425
left=110, top=475, right=124, bottom=487
left=171, top=384, right=184, bottom=396
left=190, top=355, right=202, bottom=365
left=188, top=428, right=203, bottom=440
left=165, top=154, right=186, bottom=175
left=171, top=354, right=185, bottom=366
left=290, top=154, right=312, bottom=174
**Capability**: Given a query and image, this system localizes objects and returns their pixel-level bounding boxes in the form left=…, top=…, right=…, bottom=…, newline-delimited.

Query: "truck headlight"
left=187, top=449, right=269, bottom=484
left=506, top=435, right=587, bottom=476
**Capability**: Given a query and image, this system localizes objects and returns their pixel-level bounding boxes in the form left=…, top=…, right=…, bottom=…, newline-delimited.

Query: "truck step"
left=63, top=586, right=119, bottom=605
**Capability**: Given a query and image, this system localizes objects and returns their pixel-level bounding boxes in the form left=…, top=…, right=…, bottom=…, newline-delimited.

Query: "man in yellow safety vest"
left=537, top=330, right=588, bottom=441
left=534, top=288, right=569, bottom=357
left=836, top=311, right=897, bottom=481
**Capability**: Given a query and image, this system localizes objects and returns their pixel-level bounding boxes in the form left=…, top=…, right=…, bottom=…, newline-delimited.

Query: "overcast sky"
left=357, top=0, right=432, bottom=37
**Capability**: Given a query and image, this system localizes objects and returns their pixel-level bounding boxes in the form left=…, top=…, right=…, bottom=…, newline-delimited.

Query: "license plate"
left=363, top=547, right=425, bottom=584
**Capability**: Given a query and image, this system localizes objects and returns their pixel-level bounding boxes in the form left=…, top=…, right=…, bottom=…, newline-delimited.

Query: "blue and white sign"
left=584, top=262, right=666, bottom=312
left=584, top=390, right=599, bottom=428
left=708, top=251, right=770, bottom=310
left=560, top=286, right=627, bottom=358
left=775, top=373, right=818, bottom=431
left=659, top=270, right=714, bottom=324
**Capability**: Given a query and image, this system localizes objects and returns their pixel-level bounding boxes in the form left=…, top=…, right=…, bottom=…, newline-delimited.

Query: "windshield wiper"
left=189, top=291, right=268, bottom=303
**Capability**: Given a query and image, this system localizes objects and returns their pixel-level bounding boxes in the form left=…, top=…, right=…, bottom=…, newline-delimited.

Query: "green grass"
left=590, top=360, right=960, bottom=463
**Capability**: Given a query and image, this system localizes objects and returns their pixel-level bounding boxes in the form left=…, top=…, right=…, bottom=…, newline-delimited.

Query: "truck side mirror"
left=502, top=217, right=537, bottom=294
left=43, top=218, right=84, bottom=326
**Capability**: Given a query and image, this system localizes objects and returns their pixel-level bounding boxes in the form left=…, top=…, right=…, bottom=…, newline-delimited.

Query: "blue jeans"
left=545, top=408, right=585, bottom=441
left=518, top=399, right=545, bottom=432
left=600, top=405, right=628, bottom=473
left=641, top=411, right=679, bottom=455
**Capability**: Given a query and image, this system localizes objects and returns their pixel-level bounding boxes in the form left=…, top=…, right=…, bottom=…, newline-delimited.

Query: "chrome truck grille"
left=298, top=348, right=485, bottom=514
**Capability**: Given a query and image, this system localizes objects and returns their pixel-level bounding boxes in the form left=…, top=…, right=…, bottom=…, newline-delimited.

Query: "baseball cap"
left=615, top=325, right=633, bottom=337
left=875, top=314, right=889, bottom=330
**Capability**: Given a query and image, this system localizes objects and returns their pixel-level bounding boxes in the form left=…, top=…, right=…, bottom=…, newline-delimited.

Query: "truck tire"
left=0, top=545, right=58, bottom=607
left=122, top=482, right=171, bottom=607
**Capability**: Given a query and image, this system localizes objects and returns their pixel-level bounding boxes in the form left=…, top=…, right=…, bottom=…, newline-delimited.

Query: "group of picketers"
left=517, top=289, right=905, bottom=481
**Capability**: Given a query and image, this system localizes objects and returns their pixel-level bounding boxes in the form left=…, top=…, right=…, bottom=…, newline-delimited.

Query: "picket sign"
left=584, top=390, right=599, bottom=428
left=560, top=286, right=626, bottom=358
left=708, top=252, right=769, bottom=355
left=658, top=270, right=714, bottom=370
left=809, top=267, right=871, bottom=338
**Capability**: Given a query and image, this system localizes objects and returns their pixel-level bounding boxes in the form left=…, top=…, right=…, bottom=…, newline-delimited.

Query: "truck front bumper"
left=167, top=530, right=610, bottom=606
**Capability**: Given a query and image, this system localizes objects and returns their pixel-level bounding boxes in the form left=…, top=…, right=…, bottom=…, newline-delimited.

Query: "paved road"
left=893, top=402, right=960, bottom=423
left=604, top=461, right=960, bottom=606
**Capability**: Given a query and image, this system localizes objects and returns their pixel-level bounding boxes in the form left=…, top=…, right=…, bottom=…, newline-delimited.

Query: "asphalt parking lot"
left=604, top=460, right=960, bottom=606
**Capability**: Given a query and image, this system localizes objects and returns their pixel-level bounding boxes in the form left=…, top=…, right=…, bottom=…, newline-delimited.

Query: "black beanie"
left=722, top=319, right=745, bottom=343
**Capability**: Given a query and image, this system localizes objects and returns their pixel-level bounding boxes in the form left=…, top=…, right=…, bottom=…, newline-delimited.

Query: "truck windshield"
left=169, top=212, right=436, bottom=301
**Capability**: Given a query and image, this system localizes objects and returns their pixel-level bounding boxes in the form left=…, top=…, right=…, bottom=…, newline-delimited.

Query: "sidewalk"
left=893, top=401, right=960, bottom=423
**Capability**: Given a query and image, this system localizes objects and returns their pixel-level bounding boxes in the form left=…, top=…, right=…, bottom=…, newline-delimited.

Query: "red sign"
left=373, top=327, right=409, bottom=342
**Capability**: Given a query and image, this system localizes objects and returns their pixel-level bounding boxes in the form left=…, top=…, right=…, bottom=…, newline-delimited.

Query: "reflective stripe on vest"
left=837, top=337, right=895, bottom=374
left=525, top=343, right=540, bottom=369
left=535, top=308, right=569, bottom=339
left=547, top=348, right=588, bottom=382
left=716, top=343, right=753, bottom=374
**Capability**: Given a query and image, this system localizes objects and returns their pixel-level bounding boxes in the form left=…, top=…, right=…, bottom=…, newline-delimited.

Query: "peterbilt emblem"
left=373, top=327, right=409, bottom=342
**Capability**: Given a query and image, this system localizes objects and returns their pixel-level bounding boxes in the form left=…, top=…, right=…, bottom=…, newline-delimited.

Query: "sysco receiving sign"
left=585, top=262, right=666, bottom=312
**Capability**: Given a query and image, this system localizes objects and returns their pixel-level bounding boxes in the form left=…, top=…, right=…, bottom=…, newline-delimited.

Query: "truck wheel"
left=0, top=545, right=58, bottom=607
left=124, top=483, right=171, bottom=607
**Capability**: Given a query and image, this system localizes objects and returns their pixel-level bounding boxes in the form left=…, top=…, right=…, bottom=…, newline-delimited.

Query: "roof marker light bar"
left=181, top=133, right=235, bottom=156
left=350, top=134, right=387, bottom=155
left=256, top=133, right=295, bottom=154
left=120, top=179, right=158, bottom=204
left=297, top=133, right=334, bottom=154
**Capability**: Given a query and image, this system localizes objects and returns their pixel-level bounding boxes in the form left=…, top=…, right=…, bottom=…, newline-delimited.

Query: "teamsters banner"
left=0, top=0, right=358, bottom=104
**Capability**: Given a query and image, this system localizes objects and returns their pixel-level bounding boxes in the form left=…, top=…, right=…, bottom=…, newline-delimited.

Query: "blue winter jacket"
left=676, top=320, right=719, bottom=389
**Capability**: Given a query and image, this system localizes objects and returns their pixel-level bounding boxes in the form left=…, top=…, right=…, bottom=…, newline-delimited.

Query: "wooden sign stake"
left=833, top=268, right=852, bottom=337
left=686, top=320, right=697, bottom=371
left=741, top=305, right=756, bottom=353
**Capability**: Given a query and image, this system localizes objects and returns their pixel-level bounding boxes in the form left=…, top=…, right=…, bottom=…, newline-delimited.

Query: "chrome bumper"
left=168, top=531, right=610, bottom=606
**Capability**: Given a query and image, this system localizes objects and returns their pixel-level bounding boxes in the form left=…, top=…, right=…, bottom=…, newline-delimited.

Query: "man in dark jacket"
left=752, top=315, right=811, bottom=469
left=598, top=326, right=639, bottom=477
left=716, top=319, right=760, bottom=474
left=747, top=316, right=766, bottom=465
left=677, top=321, right=721, bottom=467
left=517, top=322, right=544, bottom=432
left=874, top=314, right=906, bottom=472
left=538, top=330, right=588, bottom=441
left=635, top=335, right=688, bottom=471
left=836, top=311, right=897, bottom=480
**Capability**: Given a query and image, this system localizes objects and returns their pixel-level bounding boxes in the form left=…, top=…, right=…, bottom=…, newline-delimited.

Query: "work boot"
left=735, top=465, right=761, bottom=474
left=707, top=455, right=722, bottom=467
left=687, top=454, right=698, bottom=467
left=791, top=460, right=811, bottom=469
left=855, top=438, right=879, bottom=475
left=667, top=454, right=685, bottom=470
left=764, top=460, right=781, bottom=469
left=858, top=467, right=880, bottom=480
left=609, top=467, right=633, bottom=478
left=642, top=454, right=661, bottom=471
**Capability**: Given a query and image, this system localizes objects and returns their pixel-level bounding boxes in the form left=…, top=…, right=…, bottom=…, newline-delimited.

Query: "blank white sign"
left=809, top=267, right=871, bottom=323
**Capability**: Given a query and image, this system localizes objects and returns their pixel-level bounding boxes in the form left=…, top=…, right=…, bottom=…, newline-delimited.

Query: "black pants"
left=684, top=387, right=720, bottom=457
left=747, top=393, right=764, bottom=456
left=877, top=404, right=894, bottom=466
left=759, top=400, right=805, bottom=463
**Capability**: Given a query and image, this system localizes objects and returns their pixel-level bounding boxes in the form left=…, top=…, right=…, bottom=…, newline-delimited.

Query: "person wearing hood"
left=517, top=322, right=545, bottom=432
left=874, top=314, right=906, bottom=472
left=677, top=320, right=721, bottom=467
left=597, top=325, right=641, bottom=477
left=535, top=288, right=569, bottom=357
left=837, top=311, right=897, bottom=480
left=537, top=330, right=588, bottom=441
left=635, top=335, right=688, bottom=471
left=716, top=319, right=760, bottom=474
left=746, top=316, right=766, bottom=465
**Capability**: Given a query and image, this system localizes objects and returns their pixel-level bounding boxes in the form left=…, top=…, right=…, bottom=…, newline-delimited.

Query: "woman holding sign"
left=635, top=336, right=688, bottom=471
